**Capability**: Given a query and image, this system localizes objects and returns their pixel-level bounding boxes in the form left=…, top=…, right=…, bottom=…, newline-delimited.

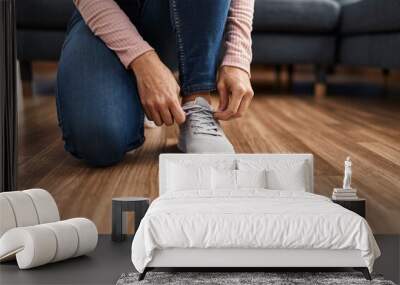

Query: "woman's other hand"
left=214, top=66, right=254, bottom=121
left=131, top=51, right=185, bottom=126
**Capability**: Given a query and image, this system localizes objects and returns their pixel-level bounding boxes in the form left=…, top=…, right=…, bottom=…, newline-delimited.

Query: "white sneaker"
left=178, top=97, right=235, bottom=154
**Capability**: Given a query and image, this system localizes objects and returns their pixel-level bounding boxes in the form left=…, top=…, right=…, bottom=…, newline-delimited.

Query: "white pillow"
left=212, top=169, right=237, bottom=190
left=238, top=159, right=308, bottom=191
left=211, top=169, right=268, bottom=190
left=236, top=169, right=267, bottom=189
left=266, top=165, right=306, bottom=191
left=167, top=163, right=212, bottom=191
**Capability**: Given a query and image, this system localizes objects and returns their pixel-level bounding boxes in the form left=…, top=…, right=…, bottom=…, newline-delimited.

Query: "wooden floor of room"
left=18, top=63, right=400, bottom=234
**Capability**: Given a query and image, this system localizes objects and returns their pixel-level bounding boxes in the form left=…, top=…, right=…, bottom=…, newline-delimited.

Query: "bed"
left=131, top=154, right=380, bottom=280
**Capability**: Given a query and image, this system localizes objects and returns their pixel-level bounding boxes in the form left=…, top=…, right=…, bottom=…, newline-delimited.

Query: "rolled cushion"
left=0, top=218, right=97, bottom=269
left=0, top=226, right=57, bottom=268
left=0, top=196, right=17, bottom=237
left=0, top=192, right=39, bottom=227
left=23, top=189, right=60, bottom=224
left=42, top=221, right=79, bottom=262
left=0, top=189, right=60, bottom=236
left=63, top=218, right=98, bottom=257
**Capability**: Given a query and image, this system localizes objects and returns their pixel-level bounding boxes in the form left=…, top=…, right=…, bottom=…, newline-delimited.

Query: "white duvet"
left=131, top=190, right=380, bottom=273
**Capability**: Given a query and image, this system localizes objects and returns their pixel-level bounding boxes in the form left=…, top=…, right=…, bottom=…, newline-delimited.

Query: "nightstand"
left=112, top=197, right=150, bottom=242
left=332, top=198, right=366, bottom=218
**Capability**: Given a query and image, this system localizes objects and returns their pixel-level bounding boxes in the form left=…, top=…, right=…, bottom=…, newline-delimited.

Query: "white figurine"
left=343, top=156, right=352, bottom=190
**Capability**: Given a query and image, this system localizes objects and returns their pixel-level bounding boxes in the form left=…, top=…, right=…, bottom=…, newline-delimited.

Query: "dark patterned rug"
left=116, top=272, right=396, bottom=285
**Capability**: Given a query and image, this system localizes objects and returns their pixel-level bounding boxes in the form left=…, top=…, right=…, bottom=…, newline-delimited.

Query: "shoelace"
left=182, top=104, right=221, bottom=136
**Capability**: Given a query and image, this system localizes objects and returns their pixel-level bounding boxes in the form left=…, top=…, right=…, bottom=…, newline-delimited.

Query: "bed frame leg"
left=354, top=267, right=371, bottom=280
left=362, top=268, right=372, bottom=281
left=138, top=268, right=148, bottom=281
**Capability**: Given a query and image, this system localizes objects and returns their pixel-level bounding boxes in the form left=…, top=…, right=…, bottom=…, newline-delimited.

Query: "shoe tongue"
left=183, top=97, right=220, bottom=135
left=183, top=97, right=212, bottom=111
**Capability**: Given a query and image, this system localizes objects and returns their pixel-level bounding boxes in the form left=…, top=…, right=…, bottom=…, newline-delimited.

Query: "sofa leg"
left=382, top=68, right=390, bottom=96
left=138, top=268, right=148, bottom=281
left=327, top=65, right=336, bottom=75
left=20, top=60, right=32, bottom=82
left=314, top=65, right=327, bottom=99
left=314, top=82, right=326, bottom=99
left=274, top=65, right=282, bottom=90
left=382, top=68, right=390, bottom=79
left=287, top=64, right=294, bottom=92
left=354, top=267, right=371, bottom=280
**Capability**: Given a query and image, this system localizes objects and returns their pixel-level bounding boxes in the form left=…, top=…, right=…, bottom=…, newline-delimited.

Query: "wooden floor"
left=17, top=63, right=400, bottom=234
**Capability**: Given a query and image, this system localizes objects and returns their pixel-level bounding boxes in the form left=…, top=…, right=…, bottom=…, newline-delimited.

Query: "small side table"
left=332, top=198, right=366, bottom=218
left=112, top=197, right=150, bottom=242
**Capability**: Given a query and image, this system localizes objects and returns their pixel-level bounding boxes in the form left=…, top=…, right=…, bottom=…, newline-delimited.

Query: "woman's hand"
left=131, top=51, right=185, bottom=126
left=214, top=66, right=254, bottom=120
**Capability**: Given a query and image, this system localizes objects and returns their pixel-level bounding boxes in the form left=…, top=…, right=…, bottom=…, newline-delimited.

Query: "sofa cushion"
left=339, top=33, right=400, bottom=69
left=16, top=0, right=74, bottom=29
left=253, top=0, right=341, bottom=33
left=252, top=34, right=336, bottom=65
left=17, top=30, right=66, bottom=61
left=337, top=0, right=400, bottom=34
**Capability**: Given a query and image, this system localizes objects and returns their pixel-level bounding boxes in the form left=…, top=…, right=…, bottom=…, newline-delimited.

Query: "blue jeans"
left=56, top=0, right=230, bottom=166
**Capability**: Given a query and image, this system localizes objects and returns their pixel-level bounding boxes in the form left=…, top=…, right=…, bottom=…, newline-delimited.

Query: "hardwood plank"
left=358, top=142, right=400, bottom=166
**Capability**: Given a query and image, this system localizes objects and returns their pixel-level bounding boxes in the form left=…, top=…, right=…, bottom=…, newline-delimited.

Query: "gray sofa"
left=16, top=0, right=74, bottom=79
left=337, top=0, right=400, bottom=69
left=16, top=0, right=400, bottom=96
left=252, top=0, right=341, bottom=96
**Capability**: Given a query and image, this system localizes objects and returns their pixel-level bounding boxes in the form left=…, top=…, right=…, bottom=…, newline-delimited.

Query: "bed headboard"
left=159, top=154, right=314, bottom=196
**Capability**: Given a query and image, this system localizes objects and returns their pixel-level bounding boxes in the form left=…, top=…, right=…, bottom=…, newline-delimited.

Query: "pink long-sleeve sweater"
left=74, top=0, right=254, bottom=75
